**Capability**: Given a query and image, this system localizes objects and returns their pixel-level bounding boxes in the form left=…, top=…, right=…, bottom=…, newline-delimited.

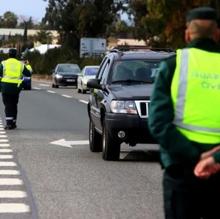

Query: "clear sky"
left=0, top=0, right=48, bottom=22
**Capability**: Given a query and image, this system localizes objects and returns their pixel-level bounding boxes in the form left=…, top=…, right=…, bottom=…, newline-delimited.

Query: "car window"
left=56, top=64, right=80, bottom=74
left=110, top=60, right=160, bottom=84
left=97, top=58, right=109, bottom=80
left=84, top=67, right=99, bottom=76
left=100, top=60, right=111, bottom=84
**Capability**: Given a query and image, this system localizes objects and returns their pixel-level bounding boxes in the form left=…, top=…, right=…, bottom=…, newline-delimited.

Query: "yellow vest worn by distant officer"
left=1, top=58, right=24, bottom=87
left=26, top=64, right=32, bottom=73
left=171, top=48, right=220, bottom=144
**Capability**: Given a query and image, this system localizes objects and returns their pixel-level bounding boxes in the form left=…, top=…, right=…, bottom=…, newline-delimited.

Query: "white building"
left=0, top=28, right=59, bottom=44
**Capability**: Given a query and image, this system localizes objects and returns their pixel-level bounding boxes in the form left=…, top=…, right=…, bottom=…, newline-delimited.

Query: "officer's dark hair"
left=8, top=48, right=17, bottom=58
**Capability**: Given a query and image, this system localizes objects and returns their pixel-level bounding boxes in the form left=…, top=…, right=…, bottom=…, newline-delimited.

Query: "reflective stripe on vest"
left=171, top=48, right=220, bottom=143
left=1, top=58, right=24, bottom=86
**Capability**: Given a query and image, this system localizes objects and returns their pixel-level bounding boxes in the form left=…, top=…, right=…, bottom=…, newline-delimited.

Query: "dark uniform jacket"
left=0, top=59, right=31, bottom=94
left=148, top=38, right=220, bottom=169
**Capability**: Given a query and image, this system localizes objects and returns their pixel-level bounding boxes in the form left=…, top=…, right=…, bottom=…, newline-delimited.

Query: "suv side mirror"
left=87, top=79, right=102, bottom=90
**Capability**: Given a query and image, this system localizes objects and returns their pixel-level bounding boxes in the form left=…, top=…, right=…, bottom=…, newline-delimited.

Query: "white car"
left=77, top=65, right=99, bottom=93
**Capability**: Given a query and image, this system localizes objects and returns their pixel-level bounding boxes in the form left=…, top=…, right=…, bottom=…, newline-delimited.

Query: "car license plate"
left=66, top=79, right=75, bottom=82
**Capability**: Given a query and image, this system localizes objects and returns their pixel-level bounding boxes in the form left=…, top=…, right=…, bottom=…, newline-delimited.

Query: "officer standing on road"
left=148, top=7, right=220, bottom=219
left=0, top=48, right=31, bottom=130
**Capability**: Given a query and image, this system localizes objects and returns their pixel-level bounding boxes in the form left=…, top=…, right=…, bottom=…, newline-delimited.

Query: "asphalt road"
left=0, top=80, right=164, bottom=219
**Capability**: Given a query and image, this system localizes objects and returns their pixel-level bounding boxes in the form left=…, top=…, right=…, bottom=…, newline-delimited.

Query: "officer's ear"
left=185, top=28, right=191, bottom=43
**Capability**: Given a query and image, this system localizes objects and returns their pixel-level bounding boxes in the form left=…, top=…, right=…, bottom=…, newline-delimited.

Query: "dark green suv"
left=87, top=49, right=174, bottom=161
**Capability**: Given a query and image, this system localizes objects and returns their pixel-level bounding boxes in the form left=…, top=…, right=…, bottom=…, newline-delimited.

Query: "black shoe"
left=4, top=124, right=16, bottom=130
left=4, top=125, right=13, bottom=130
left=11, top=124, right=17, bottom=129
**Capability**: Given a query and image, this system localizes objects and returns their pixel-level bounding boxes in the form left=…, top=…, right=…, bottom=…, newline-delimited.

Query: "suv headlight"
left=110, top=100, right=137, bottom=114
left=55, top=74, right=63, bottom=79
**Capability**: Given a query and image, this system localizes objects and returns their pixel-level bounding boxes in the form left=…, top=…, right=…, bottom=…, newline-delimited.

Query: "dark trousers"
left=2, top=92, right=19, bottom=125
left=163, top=165, right=220, bottom=219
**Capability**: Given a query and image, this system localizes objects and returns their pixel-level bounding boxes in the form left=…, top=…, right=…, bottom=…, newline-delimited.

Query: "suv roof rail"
left=110, top=45, right=174, bottom=53
left=149, top=48, right=175, bottom=53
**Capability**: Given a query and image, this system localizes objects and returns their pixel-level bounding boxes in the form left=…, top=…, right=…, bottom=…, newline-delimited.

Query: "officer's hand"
left=200, top=145, right=220, bottom=160
left=194, top=156, right=220, bottom=179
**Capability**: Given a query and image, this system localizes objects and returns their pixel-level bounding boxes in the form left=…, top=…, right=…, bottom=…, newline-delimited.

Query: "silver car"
left=77, top=65, right=99, bottom=93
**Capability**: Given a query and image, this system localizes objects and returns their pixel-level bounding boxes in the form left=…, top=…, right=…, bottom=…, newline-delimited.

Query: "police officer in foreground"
left=0, top=48, right=31, bottom=130
left=148, top=7, right=220, bottom=219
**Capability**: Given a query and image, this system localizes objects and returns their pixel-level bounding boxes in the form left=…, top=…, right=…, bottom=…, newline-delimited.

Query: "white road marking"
left=0, top=155, right=13, bottom=159
left=0, top=143, right=10, bottom=147
left=0, top=178, right=23, bottom=185
left=39, top=83, right=50, bottom=87
left=0, top=135, right=7, bottom=138
left=0, top=149, right=12, bottom=153
left=0, top=117, right=32, bottom=215
left=33, top=87, right=41, bottom=90
left=62, top=94, right=72, bottom=98
left=0, top=203, right=30, bottom=213
left=0, top=170, right=20, bottom=175
left=51, top=139, right=89, bottom=147
left=0, top=191, right=27, bottom=198
left=0, top=162, right=16, bottom=166
left=79, top=100, right=88, bottom=104
left=47, top=90, right=56, bottom=94
left=0, top=139, right=9, bottom=143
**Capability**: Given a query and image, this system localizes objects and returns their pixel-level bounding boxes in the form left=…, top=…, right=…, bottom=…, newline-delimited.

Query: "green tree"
left=130, top=0, right=220, bottom=48
left=42, top=0, right=121, bottom=53
left=0, top=11, right=18, bottom=28
left=36, top=30, right=52, bottom=44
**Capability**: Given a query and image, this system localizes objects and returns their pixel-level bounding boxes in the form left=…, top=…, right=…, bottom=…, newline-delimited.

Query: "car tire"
left=78, top=88, right=81, bottom=93
left=82, top=89, right=86, bottom=94
left=102, top=123, right=120, bottom=161
left=89, top=120, right=102, bottom=152
left=52, top=84, right=55, bottom=88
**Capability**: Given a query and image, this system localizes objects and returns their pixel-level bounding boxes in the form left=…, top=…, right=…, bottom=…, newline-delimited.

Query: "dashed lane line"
left=0, top=143, right=10, bottom=147
left=0, top=155, right=13, bottom=159
left=0, top=178, right=23, bottom=185
left=0, top=204, right=30, bottom=213
left=0, top=139, right=9, bottom=143
left=79, top=99, right=88, bottom=104
left=0, top=191, right=27, bottom=198
left=0, top=149, right=13, bottom=153
left=39, top=83, right=50, bottom=87
left=0, top=170, right=20, bottom=175
left=0, top=162, right=17, bottom=167
left=0, top=118, right=35, bottom=217
left=0, top=135, right=7, bottom=138
left=47, top=90, right=56, bottom=94
left=62, top=94, right=72, bottom=98
left=33, top=87, right=41, bottom=90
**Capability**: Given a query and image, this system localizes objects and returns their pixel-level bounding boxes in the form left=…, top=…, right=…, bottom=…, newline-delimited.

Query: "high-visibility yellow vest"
left=26, top=64, right=32, bottom=73
left=1, top=58, right=24, bottom=86
left=171, top=48, right=220, bottom=143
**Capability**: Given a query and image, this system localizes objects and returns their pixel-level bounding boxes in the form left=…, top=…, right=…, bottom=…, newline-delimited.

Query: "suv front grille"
left=135, top=101, right=150, bottom=118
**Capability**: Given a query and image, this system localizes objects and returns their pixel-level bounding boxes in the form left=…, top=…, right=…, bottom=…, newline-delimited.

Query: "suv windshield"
left=57, top=64, right=80, bottom=74
left=111, top=60, right=160, bottom=84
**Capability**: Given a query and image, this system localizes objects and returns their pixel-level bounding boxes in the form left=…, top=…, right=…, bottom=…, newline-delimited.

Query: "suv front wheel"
left=89, top=120, right=102, bottom=152
left=102, top=123, right=120, bottom=161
